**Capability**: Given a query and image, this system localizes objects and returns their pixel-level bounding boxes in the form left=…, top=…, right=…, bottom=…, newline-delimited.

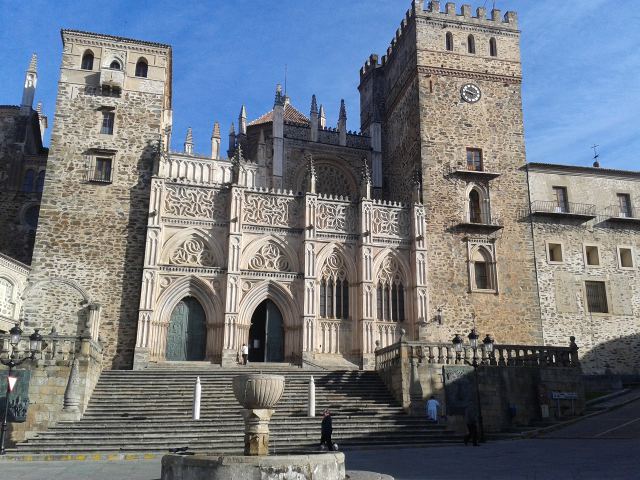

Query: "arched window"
left=489, top=37, right=498, bottom=57
left=81, top=50, right=94, bottom=70
left=376, top=257, right=405, bottom=322
left=135, top=58, right=148, bottom=77
left=0, top=277, right=14, bottom=318
left=470, top=246, right=496, bottom=291
left=446, top=32, right=454, bottom=51
left=319, top=251, right=349, bottom=319
left=22, top=169, right=35, bottom=192
left=109, top=60, right=121, bottom=70
left=468, top=189, right=483, bottom=223
left=468, top=35, right=476, bottom=54
left=36, top=170, right=45, bottom=193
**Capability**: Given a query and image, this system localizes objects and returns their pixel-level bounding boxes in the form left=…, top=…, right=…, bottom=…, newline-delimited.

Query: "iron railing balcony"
left=445, top=164, right=501, bottom=180
left=605, top=204, right=640, bottom=224
left=530, top=200, right=596, bottom=221
left=457, top=213, right=504, bottom=232
left=86, top=170, right=112, bottom=184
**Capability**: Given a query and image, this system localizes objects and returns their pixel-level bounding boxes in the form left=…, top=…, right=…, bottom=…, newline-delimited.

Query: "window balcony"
left=100, top=68, right=124, bottom=89
left=445, top=164, right=501, bottom=180
left=605, top=204, right=640, bottom=225
left=458, top=214, right=504, bottom=232
left=530, top=200, right=596, bottom=221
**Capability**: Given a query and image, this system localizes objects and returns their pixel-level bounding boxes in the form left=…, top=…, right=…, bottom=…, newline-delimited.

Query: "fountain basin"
left=232, top=374, right=285, bottom=409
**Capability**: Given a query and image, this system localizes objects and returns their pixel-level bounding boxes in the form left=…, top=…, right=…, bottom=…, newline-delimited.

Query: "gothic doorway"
left=166, top=296, right=206, bottom=361
left=248, top=300, right=284, bottom=362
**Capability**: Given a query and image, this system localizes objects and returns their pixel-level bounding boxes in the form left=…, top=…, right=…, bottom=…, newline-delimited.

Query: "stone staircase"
left=14, top=364, right=457, bottom=454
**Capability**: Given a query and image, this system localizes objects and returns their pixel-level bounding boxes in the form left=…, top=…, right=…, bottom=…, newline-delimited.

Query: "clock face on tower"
left=461, top=83, right=481, bottom=103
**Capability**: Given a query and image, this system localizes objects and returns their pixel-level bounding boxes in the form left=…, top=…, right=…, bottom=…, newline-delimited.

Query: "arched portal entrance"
left=166, top=296, right=206, bottom=361
left=248, top=300, right=284, bottom=362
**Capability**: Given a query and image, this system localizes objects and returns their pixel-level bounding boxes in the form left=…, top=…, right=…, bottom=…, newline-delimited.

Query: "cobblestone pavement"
left=1, top=437, right=638, bottom=480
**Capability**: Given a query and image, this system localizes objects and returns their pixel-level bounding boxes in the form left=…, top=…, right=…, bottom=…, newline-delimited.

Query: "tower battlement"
left=419, top=1, right=518, bottom=29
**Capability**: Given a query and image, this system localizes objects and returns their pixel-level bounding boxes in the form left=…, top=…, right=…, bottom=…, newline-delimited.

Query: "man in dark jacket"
left=320, top=409, right=334, bottom=451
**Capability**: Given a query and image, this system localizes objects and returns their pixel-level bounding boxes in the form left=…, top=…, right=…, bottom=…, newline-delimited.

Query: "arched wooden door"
left=248, top=300, right=284, bottom=362
left=166, top=296, right=206, bottom=361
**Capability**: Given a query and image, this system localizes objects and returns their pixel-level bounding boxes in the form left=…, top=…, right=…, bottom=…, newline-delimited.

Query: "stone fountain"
left=161, top=373, right=381, bottom=480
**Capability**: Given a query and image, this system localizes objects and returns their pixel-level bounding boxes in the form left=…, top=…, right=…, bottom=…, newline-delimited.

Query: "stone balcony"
left=100, top=68, right=125, bottom=88
left=605, top=204, right=640, bottom=225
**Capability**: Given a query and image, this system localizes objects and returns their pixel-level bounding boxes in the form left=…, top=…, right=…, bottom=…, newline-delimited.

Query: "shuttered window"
left=585, top=281, right=608, bottom=313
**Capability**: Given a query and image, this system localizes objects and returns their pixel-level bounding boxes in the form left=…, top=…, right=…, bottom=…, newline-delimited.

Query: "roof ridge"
left=61, top=29, right=171, bottom=49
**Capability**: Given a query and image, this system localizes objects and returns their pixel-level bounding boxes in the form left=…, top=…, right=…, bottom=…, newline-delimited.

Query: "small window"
left=489, top=38, right=498, bottom=57
left=446, top=32, right=454, bottom=51
left=469, top=190, right=482, bottom=223
left=553, top=186, right=569, bottom=213
left=474, top=261, right=489, bottom=289
left=22, top=169, right=35, bottom=192
left=466, top=148, right=483, bottom=171
left=585, top=281, right=608, bottom=313
left=470, top=246, right=496, bottom=292
left=92, top=157, right=113, bottom=183
left=468, top=35, right=476, bottom=54
left=100, top=111, right=115, bottom=135
left=135, top=58, right=148, bottom=78
left=35, top=170, right=45, bottom=193
left=619, top=247, right=634, bottom=268
left=109, top=60, right=121, bottom=70
left=585, top=245, right=600, bottom=266
left=548, top=243, right=563, bottom=263
left=617, top=193, right=633, bottom=218
left=81, top=50, right=94, bottom=70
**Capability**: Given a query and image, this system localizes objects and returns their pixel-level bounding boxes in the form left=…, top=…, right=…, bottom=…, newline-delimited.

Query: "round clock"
left=461, top=83, right=481, bottom=103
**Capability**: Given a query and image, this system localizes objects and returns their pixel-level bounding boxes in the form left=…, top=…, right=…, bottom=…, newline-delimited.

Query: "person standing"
left=426, top=395, right=440, bottom=423
left=241, top=343, right=249, bottom=365
left=464, top=402, right=479, bottom=446
left=320, top=409, right=334, bottom=451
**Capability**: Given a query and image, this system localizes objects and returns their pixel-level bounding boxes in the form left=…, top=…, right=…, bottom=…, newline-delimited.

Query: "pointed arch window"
left=489, top=37, right=498, bottom=57
left=22, top=169, right=35, bottom=192
left=446, top=32, right=454, bottom=51
left=469, top=244, right=498, bottom=292
left=319, top=251, right=349, bottom=319
left=81, top=51, right=94, bottom=70
left=376, top=257, right=405, bottom=322
left=469, top=189, right=482, bottom=223
left=135, top=58, right=148, bottom=78
left=468, top=35, right=476, bottom=54
left=109, top=60, right=121, bottom=70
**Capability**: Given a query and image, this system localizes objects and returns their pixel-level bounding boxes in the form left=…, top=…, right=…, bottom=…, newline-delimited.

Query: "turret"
left=272, top=84, right=285, bottom=188
left=184, top=127, right=194, bottom=155
left=338, top=99, right=347, bottom=146
left=310, top=95, right=319, bottom=142
left=211, top=121, right=221, bottom=160
left=21, top=53, right=38, bottom=114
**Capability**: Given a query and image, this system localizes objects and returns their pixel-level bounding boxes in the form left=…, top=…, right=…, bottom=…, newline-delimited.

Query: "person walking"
left=426, top=395, right=440, bottom=423
left=320, top=409, right=334, bottom=451
left=464, top=402, right=479, bottom=446
left=241, top=343, right=249, bottom=365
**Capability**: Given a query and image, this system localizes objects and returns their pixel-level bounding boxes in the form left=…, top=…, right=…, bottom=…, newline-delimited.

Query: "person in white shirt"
left=241, top=343, right=249, bottom=365
left=426, top=395, right=440, bottom=423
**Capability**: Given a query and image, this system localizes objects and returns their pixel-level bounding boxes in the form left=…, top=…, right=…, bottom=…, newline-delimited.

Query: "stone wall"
left=528, top=165, right=640, bottom=375
left=24, top=31, right=172, bottom=368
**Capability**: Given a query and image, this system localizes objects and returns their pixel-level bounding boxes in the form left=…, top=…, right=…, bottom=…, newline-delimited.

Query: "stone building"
left=0, top=1, right=638, bottom=375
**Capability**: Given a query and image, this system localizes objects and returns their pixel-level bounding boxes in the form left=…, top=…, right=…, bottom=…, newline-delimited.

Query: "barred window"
left=585, top=281, right=608, bottom=313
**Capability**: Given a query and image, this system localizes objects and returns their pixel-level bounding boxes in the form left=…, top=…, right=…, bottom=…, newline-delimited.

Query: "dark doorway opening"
left=248, top=300, right=284, bottom=362
left=166, top=296, right=206, bottom=361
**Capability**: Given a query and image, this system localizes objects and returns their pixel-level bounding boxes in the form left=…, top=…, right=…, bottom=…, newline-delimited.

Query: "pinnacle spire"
left=212, top=121, right=220, bottom=139
left=185, top=127, right=193, bottom=144
left=28, top=53, right=37, bottom=72
left=240, top=105, right=246, bottom=119
left=319, top=104, right=326, bottom=128
left=310, top=94, right=318, bottom=114
left=184, top=127, right=194, bottom=154
left=274, top=84, right=285, bottom=107
left=339, top=99, right=347, bottom=121
left=229, top=122, right=235, bottom=134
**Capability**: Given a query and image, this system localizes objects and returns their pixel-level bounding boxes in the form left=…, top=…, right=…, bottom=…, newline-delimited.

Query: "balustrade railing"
left=375, top=339, right=579, bottom=373
left=0, top=331, right=102, bottom=365
left=530, top=200, right=596, bottom=217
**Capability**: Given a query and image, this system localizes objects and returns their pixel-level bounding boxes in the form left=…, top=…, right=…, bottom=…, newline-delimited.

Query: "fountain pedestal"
left=241, top=408, right=274, bottom=456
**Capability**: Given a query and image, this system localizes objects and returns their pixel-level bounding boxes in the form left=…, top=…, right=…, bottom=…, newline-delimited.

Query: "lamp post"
left=1, top=324, right=43, bottom=455
left=452, top=329, right=494, bottom=443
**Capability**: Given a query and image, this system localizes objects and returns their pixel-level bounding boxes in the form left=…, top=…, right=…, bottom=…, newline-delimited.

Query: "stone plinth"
left=241, top=408, right=274, bottom=456
left=161, top=453, right=346, bottom=480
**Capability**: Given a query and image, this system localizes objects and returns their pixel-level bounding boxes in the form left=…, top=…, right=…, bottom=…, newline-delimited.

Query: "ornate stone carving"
left=316, top=201, right=356, bottom=233
left=243, top=193, right=297, bottom=228
left=169, top=238, right=215, bottom=267
left=248, top=243, right=289, bottom=272
left=378, top=256, right=402, bottom=284
left=371, top=207, right=409, bottom=236
left=164, top=185, right=225, bottom=220
left=321, top=250, right=348, bottom=280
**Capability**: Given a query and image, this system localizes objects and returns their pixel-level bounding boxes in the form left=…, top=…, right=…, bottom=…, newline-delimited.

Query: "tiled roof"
left=527, top=162, right=640, bottom=177
left=61, top=29, right=171, bottom=49
left=248, top=103, right=310, bottom=127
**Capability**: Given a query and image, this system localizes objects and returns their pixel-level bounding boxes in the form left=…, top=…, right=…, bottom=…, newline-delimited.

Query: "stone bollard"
left=308, top=376, right=316, bottom=417
left=232, top=374, right=285, bottom=456
left=193, top=376, right=201, bottom=420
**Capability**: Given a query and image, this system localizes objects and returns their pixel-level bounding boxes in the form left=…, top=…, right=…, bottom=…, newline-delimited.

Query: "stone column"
left=302, top=190, right=317, bottom=364
left=241, top=408, right=275, bottom=456
left=359, top=192, right=375, bottom=368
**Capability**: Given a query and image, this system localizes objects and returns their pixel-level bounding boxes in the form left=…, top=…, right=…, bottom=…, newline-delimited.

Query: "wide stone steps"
left=14, top=365, right=457, bottom=454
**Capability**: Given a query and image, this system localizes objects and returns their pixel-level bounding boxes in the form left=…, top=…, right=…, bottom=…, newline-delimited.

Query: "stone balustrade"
left=0, top=331, right=102, bottom=365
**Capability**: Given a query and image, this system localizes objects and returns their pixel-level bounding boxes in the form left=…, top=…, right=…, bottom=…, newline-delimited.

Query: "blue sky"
left=1, top=0, right=638, bottom=170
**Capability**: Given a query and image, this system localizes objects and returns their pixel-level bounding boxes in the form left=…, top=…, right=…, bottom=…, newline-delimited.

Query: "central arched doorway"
left=166, top=296, right=206, bottom=361
left=248, top=300, right=284, bottom=362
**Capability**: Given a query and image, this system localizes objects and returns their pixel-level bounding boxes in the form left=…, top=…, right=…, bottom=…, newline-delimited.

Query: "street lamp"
left=452, top=330, right=495, bottom=443
left=1, top=324, right=43, bottom=455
